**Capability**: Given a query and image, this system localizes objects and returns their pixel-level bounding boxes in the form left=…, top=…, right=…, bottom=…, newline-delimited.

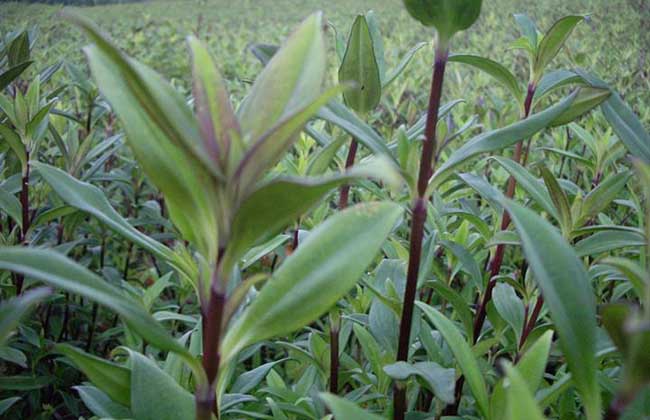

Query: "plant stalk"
left=445, top=83, right=537, bottom=416
left=16, top=150, right=31, bottom=295
left=338, top=138, right=359, bottom=209
left=197, top=253, right=227, bottom=420
left=393, top=45, right=448, bottom=420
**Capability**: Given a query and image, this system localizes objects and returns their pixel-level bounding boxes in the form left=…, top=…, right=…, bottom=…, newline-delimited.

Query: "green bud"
left=403, top=0, right=482, bottom=39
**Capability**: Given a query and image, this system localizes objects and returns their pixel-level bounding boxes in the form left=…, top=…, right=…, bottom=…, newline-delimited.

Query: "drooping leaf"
left=32, top=162, right=197, bottom=287
left=383, top=361, right=456, bottom=403
left=56, top=344, right=131, bottom=406
left=0, top=287, right=50, bottom=345
left=601, top=92, right=650, bottom=163
left=448, top=54, right=522, bottom=100
left=220, top=202, right=402, bottom=366
left=0, top=248, right=202, bottom=380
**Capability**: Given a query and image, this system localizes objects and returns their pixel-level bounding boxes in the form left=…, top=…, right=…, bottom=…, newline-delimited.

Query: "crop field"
left=0, top=0, right=649, bottom=419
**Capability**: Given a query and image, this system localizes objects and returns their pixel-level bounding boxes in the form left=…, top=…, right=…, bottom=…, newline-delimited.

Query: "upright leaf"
left=503, top=200, right=601, bottom=419
left=415, top=302, right=489, bottom=417
left=339, top=14, right=382, bottom=114
left=533, top=15, right=584, bottom=82
left=220, top=202, right=402, bottom=366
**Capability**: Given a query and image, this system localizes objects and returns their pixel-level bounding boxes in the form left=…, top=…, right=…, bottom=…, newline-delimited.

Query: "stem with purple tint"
left=15, top=150, right=31, bottom=295
left=338, top=138, right=359, bottom=209
left=197, top=250, right=227, bottom=420
left=444, top=82, right=537, bottom=416
left=393, top=45, right=449, bottom=420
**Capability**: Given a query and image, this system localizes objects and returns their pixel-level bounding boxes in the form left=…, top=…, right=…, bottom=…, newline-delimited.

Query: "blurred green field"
left=1, top=0, right=647, bottom=118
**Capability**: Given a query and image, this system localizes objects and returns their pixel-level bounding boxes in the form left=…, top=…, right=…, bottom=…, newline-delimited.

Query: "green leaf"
left=0, top=287, right=50, bottom=345
left=426, top=281, right=474, bottom=340
left=504, top=363, right=547, bottom=420
left=55, top=344, right=131, bottom=406
left=430, top=91, right=576, bottom=191
left=306, top=136, right=345, bottom=176
left=492, top=283, right=525, bottom=343
left=75, top=386, right=132, bottom=419
left=0, top=248, right=202, bottom=381
left=601, top=92, right=650, bottom=163
left=490, top=156, right=559, bottom=221
left=549, top=87, right=611, bottom=127
left=415, top=301, right=489, bottom=417
left=32, top=162, right=197, bottom=288
left=575, top=230, right=645, bottom=257
left=514, top=14, right=538, bottom=51
left=0, top=61, right=32, bottom=91
left=220, top=202, right=402, bottom=366
left=227, top=157, right=399, bottom=267
left=383, top=361, right=455, bottom=403
left=127, top=350, right=194, bottom=420
left=533, top=69, right=586, bottom=105
left=533, top=15, right=584, bottom=82
left=319, top=393, right=383, bottom=420
left=0, top=397, right=21, bottom=416
left=365, top=10, right=386, bottom=83
left=0, top=185, right=21, bottom=228
left=68, top=12, right=220, bottom=261
left=448, top=54, right=522, bottom=100
left=234, top=85, right=345, bottom=198
left=0, top=123, right=26, bottom=168
left=601, top=257, right=648, bottom=299
left=317, top=100, right=394, bottom=161
left=502, top=199, right=601, bottom=419
left=188, top=35, right=242, bottom=173
left=540, top=165, right=572, bottom=234
left=577, top=171, right=631, bottom=226
left=339, top=14, right=382, bottom=114
left=383, top=41, right=427, bottom=88
left=238, top=12, right=325, bottom=145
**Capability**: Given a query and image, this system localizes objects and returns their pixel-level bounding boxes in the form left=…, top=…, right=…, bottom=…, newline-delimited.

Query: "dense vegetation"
left=1, top=0, right=649, bottom=419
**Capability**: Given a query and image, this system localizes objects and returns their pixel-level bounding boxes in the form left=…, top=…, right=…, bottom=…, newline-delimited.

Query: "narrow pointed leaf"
left=320, top=393, right=383, bottom=420
left=238, top=12, right=326, bottom=144
left=448, top=54, right=522, bottom=100
left=220, top=202, right=402, bottom=366
left=0, top=248, right=201, bottom=378
left=533, top=15, right=584, bottom=81
left=503, top=199, right=601, bottom=419
left=188, top=35, right=241, bottom=172
left=55, top=344, right=131, bottom=406
left=415, top=301, right=490, bottom=417
left=601, top=92, right=650, bottom=163
left=0, top=288, right=50, bottom=345
left=430, top=91, right=576, bottom=190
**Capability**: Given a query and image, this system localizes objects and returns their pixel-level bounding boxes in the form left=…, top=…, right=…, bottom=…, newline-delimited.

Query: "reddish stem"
left=338, top=139, right=359, bottom=209
left=393, top=47, right=448, bottom=420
